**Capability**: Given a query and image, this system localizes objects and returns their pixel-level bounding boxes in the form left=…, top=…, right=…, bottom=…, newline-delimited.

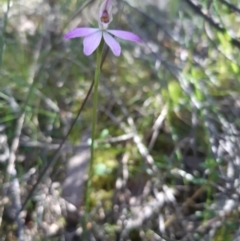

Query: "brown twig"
left=19, top=45, right=109, bottom=215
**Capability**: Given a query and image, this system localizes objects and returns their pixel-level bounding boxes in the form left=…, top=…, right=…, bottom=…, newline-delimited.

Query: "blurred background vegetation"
left=1, top=0, right=240, bottom=240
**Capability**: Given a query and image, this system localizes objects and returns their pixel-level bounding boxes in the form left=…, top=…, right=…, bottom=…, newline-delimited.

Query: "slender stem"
left=85, top=41, right=104, bottom=214
left=82, top=42, right=104, bottom=239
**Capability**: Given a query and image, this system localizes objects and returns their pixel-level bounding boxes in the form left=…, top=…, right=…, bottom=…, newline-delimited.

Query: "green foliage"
left=1, top=0, right=240, bottom=240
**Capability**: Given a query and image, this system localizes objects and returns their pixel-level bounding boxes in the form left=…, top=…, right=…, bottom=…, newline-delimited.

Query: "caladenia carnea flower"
left=64, top=0, right=142, bottom=56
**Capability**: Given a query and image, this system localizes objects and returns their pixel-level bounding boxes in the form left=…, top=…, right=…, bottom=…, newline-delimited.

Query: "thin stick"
left=20, top=46, right=109, bottom=215
left=19, top=81, right=94, bottom=213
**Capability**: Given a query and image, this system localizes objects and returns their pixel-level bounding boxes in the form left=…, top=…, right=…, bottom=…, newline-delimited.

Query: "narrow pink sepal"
left=64, top=28, right=99, bottom=39
left=83, top=31, right=102, bottom=56
left=103, top=32, right=121, bottom=57
left=107, top=30, right=142, bottom=43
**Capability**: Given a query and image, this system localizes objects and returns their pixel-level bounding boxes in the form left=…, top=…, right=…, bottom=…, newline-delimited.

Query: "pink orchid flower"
left=64, top=0, right=141, bottom=56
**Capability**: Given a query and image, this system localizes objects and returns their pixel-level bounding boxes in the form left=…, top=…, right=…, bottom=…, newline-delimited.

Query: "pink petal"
left=83, top=31, right=103, bottom=56
left=64, top=28, right=99, bottom=39
left=103, top=32, right=121, bottom=57
left=107, top=30, right=142, bottom=43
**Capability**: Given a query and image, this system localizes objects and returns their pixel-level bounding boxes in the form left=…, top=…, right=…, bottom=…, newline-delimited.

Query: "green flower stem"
left=82, top=41, right=104, bottom=238
left=85, top=40, right=104, bottom=215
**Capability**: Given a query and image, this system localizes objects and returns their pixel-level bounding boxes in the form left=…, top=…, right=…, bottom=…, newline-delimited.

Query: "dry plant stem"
left=19, top=80, right=94, bottom=214
left=6, top=114, right=25, bottom=241
left=20, top=46, right=109, bottom=215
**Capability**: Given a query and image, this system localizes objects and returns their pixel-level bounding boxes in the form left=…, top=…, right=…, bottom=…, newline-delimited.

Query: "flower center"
left=100, top=10, right=109, bottom=23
